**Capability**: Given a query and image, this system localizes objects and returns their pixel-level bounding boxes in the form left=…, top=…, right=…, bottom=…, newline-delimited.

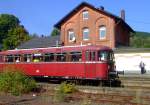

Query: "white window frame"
left=99, top=26, right=106, bottom=40
left=68, top=30, right=75, bottom=42
left=83, top=28, right=89, bottom=41
left=83, top=11, right=89, bottom=20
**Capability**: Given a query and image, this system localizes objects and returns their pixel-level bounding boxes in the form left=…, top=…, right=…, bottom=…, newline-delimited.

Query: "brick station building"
left=54, top=2, right=134, bottom=48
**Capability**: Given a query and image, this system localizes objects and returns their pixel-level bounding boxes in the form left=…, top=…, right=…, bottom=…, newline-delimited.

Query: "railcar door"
left=85, top=51, right=96, bottom=79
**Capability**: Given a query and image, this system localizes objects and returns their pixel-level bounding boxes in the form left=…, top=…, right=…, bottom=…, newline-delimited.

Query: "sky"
left=0, top=0, right=150, bottom=36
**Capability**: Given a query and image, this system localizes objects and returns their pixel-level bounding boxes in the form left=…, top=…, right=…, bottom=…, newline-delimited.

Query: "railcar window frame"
left=33, top=53, right=43, bottom=62
left=44, top=53, right=55, bottom=62
left=69, top=51, right=82, bottom=62
left=98, top=50, right=114, bottom=61
left=14, top=54, right=21, bottom=62
left=23, top=54, right=32, bottom=62
left=56, top=52, right=67, bottom=62
left=5, top=55, right=14, bottom=62
left=91, top=51, right=96, bottom=61
left=85, top=51, right=96, bottom=61
left=0, top=55, right=3, bottom=62
left=85, top=51, right=90, bottom=61
left=109, top=51, right=114, bottom=61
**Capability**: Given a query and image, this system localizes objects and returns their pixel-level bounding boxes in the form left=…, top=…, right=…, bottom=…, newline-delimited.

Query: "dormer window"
left=82, top=10, right=89, bottom=20
left=68, top=30, right=75, bottom=42
left=99, top=26, right=106, bottom=39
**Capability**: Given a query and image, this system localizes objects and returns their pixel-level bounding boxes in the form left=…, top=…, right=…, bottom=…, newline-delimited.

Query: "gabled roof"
left=17, top=35, right=60, bottom=49
left=54, top=2, right=134, bottom=32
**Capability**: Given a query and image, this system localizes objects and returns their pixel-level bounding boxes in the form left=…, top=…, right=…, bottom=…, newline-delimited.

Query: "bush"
left=59, top=82, right=76, bottom=94
left=53, top=82, right=76, bottom=102
left=0, top=67, right=36, bottom=96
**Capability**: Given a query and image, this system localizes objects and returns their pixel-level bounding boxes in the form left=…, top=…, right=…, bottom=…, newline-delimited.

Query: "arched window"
left=99, top=26, right=106, bottom=39
left=82, top=10, right=89, bottom=20
left=68, top=30, right=75, bottom=42
left=83, top=28, right=89, bottom=40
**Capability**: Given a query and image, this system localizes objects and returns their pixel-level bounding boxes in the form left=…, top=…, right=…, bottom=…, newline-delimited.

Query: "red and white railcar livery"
left=0, top=45, right=118, bottom=80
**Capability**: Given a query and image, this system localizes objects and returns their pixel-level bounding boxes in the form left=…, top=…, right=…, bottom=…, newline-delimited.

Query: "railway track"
left=38, top=82, right=150, bottom=105
left=119, top=74, right=150, bottom=89
left=119, top=74, right=150, bottom=81
left=35, top=74, right=150, bottom=104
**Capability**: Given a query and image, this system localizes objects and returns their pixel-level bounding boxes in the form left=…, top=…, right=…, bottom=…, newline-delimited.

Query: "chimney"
left=98, top=6, right=104, bottom=10
left=120, top=10, right=125, bottom=21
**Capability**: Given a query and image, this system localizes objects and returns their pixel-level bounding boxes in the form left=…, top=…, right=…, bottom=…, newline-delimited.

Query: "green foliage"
left=0, top=14, right=31, bottom=50
left=50, top=28, right=60, bottom=36
left=130, top=31, right=150, bottom=48
left=2, top=26, right=31, bottom=50
left=0, top=14, right=20, bottom=43
left=0, top=67, right=36, bottom=96
left=53, top=82, right=76, bottom=102
left=59, top=82, right=76, bottom=94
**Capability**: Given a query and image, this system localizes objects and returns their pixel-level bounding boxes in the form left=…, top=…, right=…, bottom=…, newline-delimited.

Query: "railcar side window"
left=86, top=51, right=95, bottom=61
left=5, top=55, right=14, bottom=62
left=0, top=55, right=3, bottom=62
left=56, top=53, right=66, bottom=62
left=24, top=54, right=32, bottom=62
left=86, top=51, right=90, bottom=61
left=70, top=52, right=82, bottom=62
left=44, top=53, right=54, bottom=62
left=91, top=52, right=96, bottom=61
left=14, top=55, right=21, bottom=62
left=33, top=53, right=43, bottom=62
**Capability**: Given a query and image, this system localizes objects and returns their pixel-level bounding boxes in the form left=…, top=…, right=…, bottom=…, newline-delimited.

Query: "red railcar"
left=0, top=45, right=118, bottom=80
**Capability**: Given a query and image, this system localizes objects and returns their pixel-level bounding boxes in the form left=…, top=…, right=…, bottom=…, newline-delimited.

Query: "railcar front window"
left=98, top=51, right=108, bottom=61
left=98, top=51, right=114, bottom=61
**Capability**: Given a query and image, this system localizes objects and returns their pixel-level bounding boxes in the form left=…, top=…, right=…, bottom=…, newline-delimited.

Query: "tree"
left=130, top=31, right=150, bottom=48
left=0, top=14, right=31, bottom=50
left=50, top=28, right=60, bottom=36
left=3, top=26, right=31, bottom=50
left=0, top=14, right=20, bottom=43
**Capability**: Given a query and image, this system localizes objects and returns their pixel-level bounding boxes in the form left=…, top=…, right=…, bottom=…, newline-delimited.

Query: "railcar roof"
left=0, top=45, right=111, bottom=55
